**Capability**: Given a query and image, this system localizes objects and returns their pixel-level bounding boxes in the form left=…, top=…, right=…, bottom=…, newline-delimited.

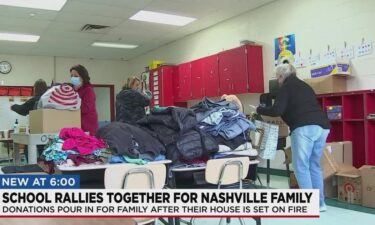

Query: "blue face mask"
left=71, top=77, right=81, bottom=87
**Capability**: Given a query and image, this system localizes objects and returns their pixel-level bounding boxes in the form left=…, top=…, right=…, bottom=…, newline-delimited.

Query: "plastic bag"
left=38, top=84, right=81, bottom=110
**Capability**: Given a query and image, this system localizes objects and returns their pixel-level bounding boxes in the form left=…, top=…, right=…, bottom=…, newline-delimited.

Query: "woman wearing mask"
left=256, top=63, right=330, bottom=212
left=70, top=64, right=98, bottom=135
left=11, top=79, right=48, bottom=115
left=116, top=77, right=151, bottom=124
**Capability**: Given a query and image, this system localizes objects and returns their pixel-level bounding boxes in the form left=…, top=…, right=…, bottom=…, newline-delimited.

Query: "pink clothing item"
left=59, top=127, right=87, bottom=139
left=60, top=128, right=107, bottom=155
left=77, top=84, right=99, bottom=135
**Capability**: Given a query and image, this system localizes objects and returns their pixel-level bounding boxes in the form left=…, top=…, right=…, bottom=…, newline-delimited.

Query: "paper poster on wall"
left=322, top=49, right=337, bottom=64
left=308, top=54, right=320, bottom=67
left=275, top=34, right=296, bottom=65
left=294, top=54, right=306, bottom=68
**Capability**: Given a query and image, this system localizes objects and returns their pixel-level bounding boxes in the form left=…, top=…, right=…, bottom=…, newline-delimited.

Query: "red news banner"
left=0, top=189, right=319, bottom=218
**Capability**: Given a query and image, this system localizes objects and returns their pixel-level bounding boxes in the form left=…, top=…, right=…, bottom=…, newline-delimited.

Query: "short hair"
left=33, top=79, right=48, bottom=96
left=274, top=63, right=297, bottom=80
left=70, top=64, right=91, bottom=85
left=123, top=76, right=140, bottom=90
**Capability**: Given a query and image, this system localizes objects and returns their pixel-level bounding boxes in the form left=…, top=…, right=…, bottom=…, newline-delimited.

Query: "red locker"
left=191, top=59, right=204, bottom=100
left=159, top=66, right=175, bottom=106
left=231, top=46, right=248, bottom=94
left=149, top=65, right=176, bottom=107
left=218, top=46, right=248, bottom=94
left=202, top=55, right=219, bottom=97
left=246, top=45, right=264, bottom=93
left=177, top=62, right=192, bottom=101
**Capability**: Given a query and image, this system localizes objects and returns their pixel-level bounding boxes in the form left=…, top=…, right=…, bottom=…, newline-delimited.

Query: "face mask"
left=71, top=77, right=81, bottom=87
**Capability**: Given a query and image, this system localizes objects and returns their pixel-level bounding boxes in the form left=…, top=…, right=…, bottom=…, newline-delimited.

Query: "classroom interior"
left=1, top=0, right=375, bottom=224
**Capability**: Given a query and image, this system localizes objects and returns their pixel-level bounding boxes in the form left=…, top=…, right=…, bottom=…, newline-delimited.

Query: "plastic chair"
left=191, top=157, right=261, bottom=225
left=104, top=163, right=166, bottom=225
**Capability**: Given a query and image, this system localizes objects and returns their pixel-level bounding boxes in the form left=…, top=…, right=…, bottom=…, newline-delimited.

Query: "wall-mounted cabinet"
left=174, top=44, right=264, bottom=101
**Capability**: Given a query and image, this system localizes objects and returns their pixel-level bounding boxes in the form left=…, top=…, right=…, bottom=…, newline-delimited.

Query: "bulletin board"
left=0, top=86, right=33, bottom=131
left=0, top=96, right=31, bottom=130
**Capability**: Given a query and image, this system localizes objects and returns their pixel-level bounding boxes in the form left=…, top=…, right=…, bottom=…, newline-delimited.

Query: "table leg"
left=13, top=143, right=20, bottom=165
left=28, top=145, right=38, bottom=164
left=267, top=159, right=270, bottom=188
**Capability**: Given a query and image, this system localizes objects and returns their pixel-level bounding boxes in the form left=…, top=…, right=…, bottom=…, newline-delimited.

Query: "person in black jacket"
left=256, top=63, right=330, bottom=212
left=11, top=79, right=48, bottom=115
left=116, top=77, right=151, bottom=124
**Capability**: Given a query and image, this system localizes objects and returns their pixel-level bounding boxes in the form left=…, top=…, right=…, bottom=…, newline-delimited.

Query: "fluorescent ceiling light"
left=92, top=42, right=138, bottom=49
left=130, top=10, right=196, bottom=26
left=0, top=0, right=67, bottom=11
left=0, top=32, right=40, bottom=42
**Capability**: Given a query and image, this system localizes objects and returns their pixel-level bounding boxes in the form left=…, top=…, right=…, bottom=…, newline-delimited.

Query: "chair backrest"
left=104, top=163, right=166, bottom=189
left=8, top=130, right=14, bottom=139
left=205, top=157, right=250, bottom=186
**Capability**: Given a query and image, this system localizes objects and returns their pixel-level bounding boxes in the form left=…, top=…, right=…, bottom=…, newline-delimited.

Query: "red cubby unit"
left=327, top=121, right=343, bottom=142
left=366, top=121, right=375, bottom=165
left=318, top=89, right=375, bottom=167
left=343, top=94, right=364, bottom=120
left=322, top=95, right=342, bottom=110
left=344, top=121, right=366, bottom=167
left=366, top=92, right=375, bottom=115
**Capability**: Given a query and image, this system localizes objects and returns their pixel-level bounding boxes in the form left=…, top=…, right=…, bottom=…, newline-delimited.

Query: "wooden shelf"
left=344, top=119, right=365, bottom=122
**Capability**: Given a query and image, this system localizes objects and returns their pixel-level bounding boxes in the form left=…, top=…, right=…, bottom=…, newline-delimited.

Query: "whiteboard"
left=0, top=96, right=30, bottom=130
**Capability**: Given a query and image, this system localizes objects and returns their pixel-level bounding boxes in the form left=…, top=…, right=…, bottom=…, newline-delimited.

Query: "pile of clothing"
left=136, top=107, right=218, bottom=163
left=94, top=97, right=255, bottom=165
left=39, top=127, right=108, bottom=173
left=191, top=97, right=256, bottom=149
left=96, top=122, right=166, bottom=164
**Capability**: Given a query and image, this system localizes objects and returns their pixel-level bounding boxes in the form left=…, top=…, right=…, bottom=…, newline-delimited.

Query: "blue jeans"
left=291, top=125, right=330, bottom=207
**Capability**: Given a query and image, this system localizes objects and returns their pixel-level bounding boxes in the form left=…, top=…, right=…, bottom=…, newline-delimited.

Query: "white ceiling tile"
left=40, top=31, right=103, bottom=41
left=61, top=1, right=138, bottom=19
left=0, top=5, right=58, bottom=20
left=54, top=12, right=124, bottom=27
left=0, top=0, right=275, bottom=60
left=72, top=0, right=153, bottom=10
left=145, top=0, right=218, bottom=18
left=43, top=21, right=83, bottom=32
left=0, top=17, right=50, bottom=30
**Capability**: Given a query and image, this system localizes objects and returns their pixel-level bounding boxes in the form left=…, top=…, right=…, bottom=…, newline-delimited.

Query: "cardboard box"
left=326, top=142, right=344, bottom=166
left=359, top=165, right=375, bottom=208
left=324, top=176, right=338, bottom=198
left=310, top=61, right=351, bottom=78
left=304, top=76, right=347, bottom=94
left=342, top=141, right=353, bottom=165
left=321, top=147, right=339, bottom=179
left=29, top=109, right=81, bottom=134
left=337, top=168, right=362, bottom=205
left=261, top=116, right=289, bottom=137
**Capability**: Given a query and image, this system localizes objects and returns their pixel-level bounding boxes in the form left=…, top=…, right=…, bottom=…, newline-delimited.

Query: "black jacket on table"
left=257, top=75, right=331, bottom=133
left=116, top=89, right=150, bottom=124
left=11, top=96, right=40, bottom=116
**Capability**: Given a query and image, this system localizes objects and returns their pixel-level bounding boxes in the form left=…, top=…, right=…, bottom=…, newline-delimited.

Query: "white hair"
left=274, top=63, right=297, bottom=83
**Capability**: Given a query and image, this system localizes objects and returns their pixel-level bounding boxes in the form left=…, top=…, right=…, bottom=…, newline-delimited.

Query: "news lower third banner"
left=0, top=175, right=319, bottom=217
left=0, top=189, right=318, bottom=217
